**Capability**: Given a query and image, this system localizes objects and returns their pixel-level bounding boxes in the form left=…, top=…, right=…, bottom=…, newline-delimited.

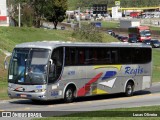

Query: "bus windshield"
left=8, top=48, right=50, bottom=85
left=140, top=30, right=151, bottom=37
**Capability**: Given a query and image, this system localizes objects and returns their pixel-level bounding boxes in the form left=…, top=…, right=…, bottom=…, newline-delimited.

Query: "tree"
left=29, top=0, right=46, bottom=27
left=44, top=0, right=67, bottom=29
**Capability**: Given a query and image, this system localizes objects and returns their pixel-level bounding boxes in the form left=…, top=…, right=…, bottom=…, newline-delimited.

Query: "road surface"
left=0, top=82, right=160, bottom=119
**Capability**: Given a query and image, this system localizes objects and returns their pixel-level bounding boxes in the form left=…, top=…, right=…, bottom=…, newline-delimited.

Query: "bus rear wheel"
left=125, top=82, right=134, bottom=97
left=64, top=87, right=74, bottom=103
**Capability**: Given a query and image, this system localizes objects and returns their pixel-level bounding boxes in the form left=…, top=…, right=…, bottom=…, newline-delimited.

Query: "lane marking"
left=48, top=105, right=54, bottom=108
left=24, top=107, right=31, bottom=110
left=68, top=103, right=75, bottom=105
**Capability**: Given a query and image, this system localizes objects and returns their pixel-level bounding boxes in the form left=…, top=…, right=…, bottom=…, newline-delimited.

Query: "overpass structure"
left=108, top=6, right=160, bottom=11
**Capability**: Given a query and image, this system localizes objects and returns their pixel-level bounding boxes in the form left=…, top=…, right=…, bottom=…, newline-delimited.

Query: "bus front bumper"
left=8, top=89, right=48, bottom=101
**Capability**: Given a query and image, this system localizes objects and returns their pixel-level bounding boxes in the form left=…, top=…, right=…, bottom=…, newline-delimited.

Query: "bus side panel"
left=47, top=63, right=151, bottom=100
left=60, top=65, right=125, bottom=97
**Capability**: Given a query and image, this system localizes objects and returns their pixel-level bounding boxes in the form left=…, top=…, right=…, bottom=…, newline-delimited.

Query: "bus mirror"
left=4, top=60, right=8, bottom=70
left=49, top=59, right=55, bottom=73
left=49, top=59, right=53, bottom=65
left=4, top=54, right=11, bottom=70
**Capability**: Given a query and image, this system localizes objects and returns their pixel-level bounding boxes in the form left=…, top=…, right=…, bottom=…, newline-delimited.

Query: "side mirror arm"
left=4, top=54, right=11, bottom=70
left=49, top=59, right=53, bottom=65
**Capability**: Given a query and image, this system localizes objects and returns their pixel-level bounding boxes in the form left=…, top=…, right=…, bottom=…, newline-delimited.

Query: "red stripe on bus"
left=77, top=72, right=103, bottom=97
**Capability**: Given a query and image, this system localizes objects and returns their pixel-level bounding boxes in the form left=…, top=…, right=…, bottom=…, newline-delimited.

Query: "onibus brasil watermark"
left=1, top=112, right=42, bottom=118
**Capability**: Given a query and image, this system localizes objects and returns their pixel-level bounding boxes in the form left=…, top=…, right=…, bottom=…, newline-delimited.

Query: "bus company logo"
left=125, top=66, right=144, bottom=75
left=68, top=71, right=75, bottom=75
left=15, top=87, right=25, bottom=92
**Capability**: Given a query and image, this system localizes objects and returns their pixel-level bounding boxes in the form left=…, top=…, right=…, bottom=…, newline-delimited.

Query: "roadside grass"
left=0, top=51, right=8, bottom=100
left=0, top=26, right=118, bottom=52
left=101, top=21, right=119, bottom=29
left=0, top=27, right=74, bottom=52
left=152, top=49, right=160, bottom=82
left=0, top=81, right=8, bottom=100
left=150, top=26, right=160, bottom=31
left=0, top=51, right=7, bottom=78
left=34, top=105, right=160, bottom=120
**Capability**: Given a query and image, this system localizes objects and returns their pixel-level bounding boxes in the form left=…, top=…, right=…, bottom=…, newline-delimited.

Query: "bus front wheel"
left=125, top=82, right=134, bottom=97
left=64, top=87, right=74, bottom=103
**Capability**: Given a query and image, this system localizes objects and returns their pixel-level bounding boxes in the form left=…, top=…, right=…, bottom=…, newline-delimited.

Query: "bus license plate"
left=20, top=94, right=27, bottom=98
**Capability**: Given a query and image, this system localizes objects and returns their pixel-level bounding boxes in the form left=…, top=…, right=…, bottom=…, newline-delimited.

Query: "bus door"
left=47, top=47, right=64, bottom=98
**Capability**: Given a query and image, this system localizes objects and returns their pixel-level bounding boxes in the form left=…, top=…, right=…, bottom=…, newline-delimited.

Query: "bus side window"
left=65, top=48, right=70, bottom=65
left=65, top=47, right=79, bottom=66
left=132, top=48, right=151, bottom=64
left=106, top=50, right=112, bottom=63
left=79, top=49, right=85, bottom=64
left=111, top=50, right=118, bottom=64
left=70, top=48, right=76, bottom=65
left=119, top=48, right=132, bottom=64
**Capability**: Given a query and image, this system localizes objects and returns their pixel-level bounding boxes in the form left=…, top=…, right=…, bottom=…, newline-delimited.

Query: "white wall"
left=120, top=20, right=140, bottom=28
left=0, top=0, right=9, bottom=26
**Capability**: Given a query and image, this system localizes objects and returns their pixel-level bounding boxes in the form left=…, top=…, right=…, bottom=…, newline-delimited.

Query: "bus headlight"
left=34, top=89, right=46, bottom=92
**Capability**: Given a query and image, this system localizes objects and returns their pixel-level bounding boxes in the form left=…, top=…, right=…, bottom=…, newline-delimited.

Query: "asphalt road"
left=0, top=82, right=160, bottom=119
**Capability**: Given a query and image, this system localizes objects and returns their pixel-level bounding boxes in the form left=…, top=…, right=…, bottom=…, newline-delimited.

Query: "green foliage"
left=44, top=0, right=67, bottom=29
left=8, top=0, right=67, bottom=28
left=21, top=5, right=34, bottom=27
left=120, top=0, right=160, bottom=7
left=72, top=24, right=103, bottom=42
left=30, top=0, right=47, bottom=27
left=67, top=0, right=78, bottom=10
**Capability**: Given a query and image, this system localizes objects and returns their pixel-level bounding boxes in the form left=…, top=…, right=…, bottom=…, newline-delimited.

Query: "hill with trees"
left=68, top=0, right=160, bottom=10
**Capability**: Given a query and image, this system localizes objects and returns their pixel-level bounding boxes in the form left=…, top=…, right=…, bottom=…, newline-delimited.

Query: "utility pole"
left=79, top=7, right=81, bottom=28
left=18, top=3, right=21, bottom=27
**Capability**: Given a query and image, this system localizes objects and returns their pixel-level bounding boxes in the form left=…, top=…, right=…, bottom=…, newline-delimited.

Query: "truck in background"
left=128, top=26, right=151, bottom=42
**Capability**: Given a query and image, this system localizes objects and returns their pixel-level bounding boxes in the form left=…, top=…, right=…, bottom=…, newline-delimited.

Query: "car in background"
left=142, top=39, right=151, bottom=45
left=114, top=34, right=119, bottom=38
left=150, top=39, right=160, bottom=48
left=128, top=37, right=138, bottom=43
left=107, top=30, right=113, bottom=35
left=117, top=36, right=123, bottom=41
left=120, top=36, right=128, bottom=42
left=107, top=30, right=115, bottom=37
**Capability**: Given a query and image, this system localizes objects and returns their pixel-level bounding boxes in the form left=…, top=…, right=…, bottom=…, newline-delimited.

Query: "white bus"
left=7, top=41, right=152, bottom=102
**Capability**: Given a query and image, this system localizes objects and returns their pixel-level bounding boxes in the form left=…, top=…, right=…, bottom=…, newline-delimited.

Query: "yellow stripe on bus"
left=94, top=65, right=122, bottom=71
left=92, top=88, right=108, bottom=94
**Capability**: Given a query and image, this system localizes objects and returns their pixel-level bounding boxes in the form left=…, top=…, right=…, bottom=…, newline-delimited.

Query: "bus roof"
left=129, top=26, right=150, bottom=30
left=15, top=41, right=151, bottom=49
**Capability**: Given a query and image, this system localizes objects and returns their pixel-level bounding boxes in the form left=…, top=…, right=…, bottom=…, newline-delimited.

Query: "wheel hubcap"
left=66, top=89, right=72, bottom=100
left=127, top=85, right=132, bottom=95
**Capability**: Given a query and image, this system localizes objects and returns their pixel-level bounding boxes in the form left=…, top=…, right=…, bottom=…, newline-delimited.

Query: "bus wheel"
left=125, top=82, right=134, bottom=97
left=64, top=87, right=74, bottom=103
